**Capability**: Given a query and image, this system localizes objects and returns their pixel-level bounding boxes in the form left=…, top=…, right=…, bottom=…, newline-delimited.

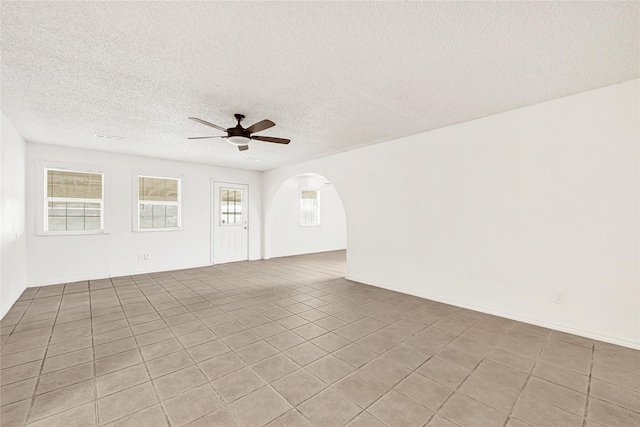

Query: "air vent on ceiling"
left=94, top=134, right=123, bottom=140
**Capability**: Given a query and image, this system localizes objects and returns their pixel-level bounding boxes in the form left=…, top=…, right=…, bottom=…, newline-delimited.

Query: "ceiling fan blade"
left=238, top=145, right=249, bottom=151
left=188, top=117, right=227, bottom=132
left=252, top=135, right=290, bottom=144
left=246, top=119, right=275, bottom=134
left=188, top=136, right=225, bottom=139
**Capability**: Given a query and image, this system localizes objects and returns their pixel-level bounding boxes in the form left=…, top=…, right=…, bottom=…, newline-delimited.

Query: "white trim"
left=131, top=228, right=183, bottom=233
left=210, top=179, right=215, bottom=265
left=136, top=200, right=180, bottom=206
left=46, top=197, right=103, bottom=203
left=39, top=230, right=110, bottom=236
left=345, top=274, right=640, bottom=350
left=45, top=165, right=105, bottom=173
left=25, top=261, right=216, bottom=288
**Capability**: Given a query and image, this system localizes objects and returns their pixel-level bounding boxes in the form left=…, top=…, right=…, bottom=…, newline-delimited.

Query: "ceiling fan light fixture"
left=227, top=135, right=251, bottom=146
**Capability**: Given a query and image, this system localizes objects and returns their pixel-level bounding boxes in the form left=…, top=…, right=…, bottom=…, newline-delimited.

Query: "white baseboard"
left=26, top=261, right=217, bottom=288
left=26, top=256, right=272, bottom=288
left=346, top=275, right=640, bottom=350
left=266, top=247, right=348, bottom=259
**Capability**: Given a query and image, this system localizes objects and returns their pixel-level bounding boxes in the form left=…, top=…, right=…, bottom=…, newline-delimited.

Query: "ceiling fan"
left=188, top=114, right=290, bottom=151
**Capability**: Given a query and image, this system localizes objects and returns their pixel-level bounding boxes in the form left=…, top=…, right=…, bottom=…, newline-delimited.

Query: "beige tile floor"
left=1, top=250, right=639, bottom=427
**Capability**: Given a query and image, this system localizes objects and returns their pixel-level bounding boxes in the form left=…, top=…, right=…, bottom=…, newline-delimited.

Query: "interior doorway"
left=264, top=173, right=346, bottom=259
left=212, top=181, right=249, bottom=264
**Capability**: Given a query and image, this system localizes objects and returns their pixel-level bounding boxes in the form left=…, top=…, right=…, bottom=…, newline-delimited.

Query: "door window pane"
left=220, top=188, right=243, bottom=225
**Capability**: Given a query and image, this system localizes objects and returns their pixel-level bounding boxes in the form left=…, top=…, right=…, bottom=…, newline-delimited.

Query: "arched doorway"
left=264, top=173, right=347, bottom=260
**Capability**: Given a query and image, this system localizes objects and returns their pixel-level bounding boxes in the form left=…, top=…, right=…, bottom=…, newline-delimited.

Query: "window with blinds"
left=46, top=168, right=104, bottom=232
left=138, top=176, right=181, bottom=230
left=300, top=189, right=321, bottom=226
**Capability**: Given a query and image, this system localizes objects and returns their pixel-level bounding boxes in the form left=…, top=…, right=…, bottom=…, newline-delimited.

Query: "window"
left=45, top=168, right=104, bottom=233
left=220, top=188, right=243, bottom=225
left=300, top=189, right=320, bottom=226
left=137, top=175, right=181, bottom=230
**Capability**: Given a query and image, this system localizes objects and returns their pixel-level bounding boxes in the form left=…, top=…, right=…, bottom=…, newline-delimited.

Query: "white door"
left=213, top=182, right=249, bottom=264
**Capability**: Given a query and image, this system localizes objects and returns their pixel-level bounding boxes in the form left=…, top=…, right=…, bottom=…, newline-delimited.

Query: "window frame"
left=299, top=188, right=321, bottom=227
left=38, top=162, right=107, bottom=236
left=133, top=171, right=183, bottom=232
left=219, top=187, right=245, bottom=227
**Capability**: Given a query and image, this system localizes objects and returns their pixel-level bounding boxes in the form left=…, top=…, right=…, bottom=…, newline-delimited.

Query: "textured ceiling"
left=1, top=2, right=638, bottom=171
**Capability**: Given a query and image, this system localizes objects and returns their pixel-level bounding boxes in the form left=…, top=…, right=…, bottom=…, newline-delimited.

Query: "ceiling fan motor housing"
left=227, top=115, right=252, bottom=145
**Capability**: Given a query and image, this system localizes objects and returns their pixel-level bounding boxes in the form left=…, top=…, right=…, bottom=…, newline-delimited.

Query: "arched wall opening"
left=264, top=173, right=347, bottom=259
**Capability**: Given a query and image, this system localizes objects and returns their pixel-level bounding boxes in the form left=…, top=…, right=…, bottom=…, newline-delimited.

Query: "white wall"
left=266, top=175, right=346, bottom=258
left=26, top=143, right=262, bottom=286
left=1, top=113, right=27, bottom=318
left=263, top=80, right=640, bottom=349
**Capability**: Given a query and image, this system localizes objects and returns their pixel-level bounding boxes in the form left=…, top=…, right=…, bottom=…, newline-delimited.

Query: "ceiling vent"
left=94, top=134, right=123, bottom=140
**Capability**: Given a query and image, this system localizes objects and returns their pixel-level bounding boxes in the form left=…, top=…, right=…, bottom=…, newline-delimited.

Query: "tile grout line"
left=582, top=341, right=595, bottom=427
left=212, top=276, right=499, bottom=426
left=278, top=299, right=461, bottom=425
left=22, top=288, right=63, bottom=426
left=75, top=280, right=145, bottom=425
left=110, top=277, right=175, bottom=427
left=421, top=317, right=511, bottom=427
left=179, top=266, right=426, bottom=426
left=503, top=327, right=553, bottom=427
left=312, top=308, right=486, bottom=427
left=122, top=274, right=237, bottom=427
left=91, top=282, right=100, bottom=427
left=150, top=267, right=343, bottom=427
left=4, top=291, right=42, bottom=427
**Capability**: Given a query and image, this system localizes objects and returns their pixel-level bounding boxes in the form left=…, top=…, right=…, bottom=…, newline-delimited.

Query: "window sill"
left=132, top=228, right=184, bottom=233
left=38, top=231, right=110, bottom=236
left=299, top=224, right=322, bottom=227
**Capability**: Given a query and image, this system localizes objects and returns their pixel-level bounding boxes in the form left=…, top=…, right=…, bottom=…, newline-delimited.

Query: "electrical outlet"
left=553, top=291, right=566, bottom=304
left=144, top=253, right=150, bottom=260
left=137, top=254, right=144, bottom=261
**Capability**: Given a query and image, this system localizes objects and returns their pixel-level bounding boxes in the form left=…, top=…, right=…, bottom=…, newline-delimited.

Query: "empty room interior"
left=1, top=2, right=638, bottom=427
